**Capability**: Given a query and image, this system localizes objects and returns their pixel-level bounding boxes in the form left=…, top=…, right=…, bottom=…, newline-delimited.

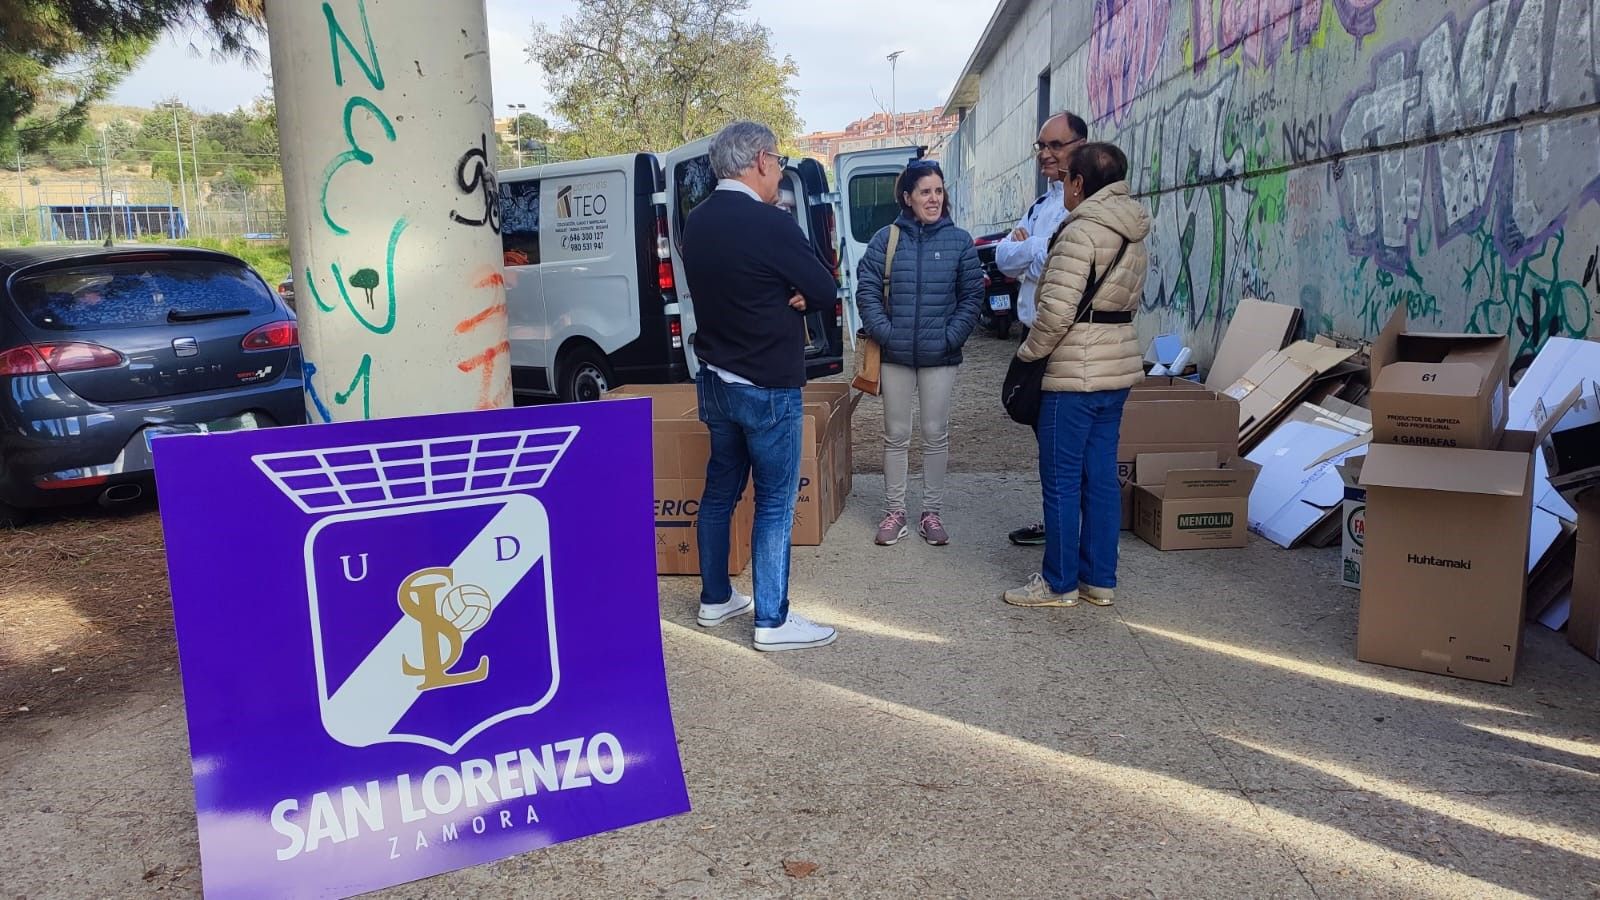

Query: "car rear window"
left=849, top=173, right=901, bottom=244
left=9, top=258, right=275, bottom=332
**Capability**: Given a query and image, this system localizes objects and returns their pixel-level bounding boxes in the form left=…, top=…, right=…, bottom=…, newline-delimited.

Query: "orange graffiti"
left=455, top=302, right=507, bottom=335
left=475, top=272, right=506, bottom=289
left=458, top=340, right=512, bottom=410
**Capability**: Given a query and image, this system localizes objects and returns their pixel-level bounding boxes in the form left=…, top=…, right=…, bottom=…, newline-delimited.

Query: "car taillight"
left=277, top=282, right=291, bottom=296
left=658, top=260, right=675, bottom=293
left=669, top=317, right=683, bottom=350
left=243, top=321, right=298, bottom=351
left=655, top=205, right=676, bottom=295
left=0, top=342, right=124, bottom=375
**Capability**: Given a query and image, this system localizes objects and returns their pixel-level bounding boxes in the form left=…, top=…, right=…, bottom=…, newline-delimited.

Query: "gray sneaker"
left=919, top=512, right=949, bottom=546
left=876, top=510, right=909, bottom=546
left=1003, top=573, right=1080, bottom=608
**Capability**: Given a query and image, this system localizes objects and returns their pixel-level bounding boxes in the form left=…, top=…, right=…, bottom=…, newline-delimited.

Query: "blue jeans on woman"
left=1037, top=388, right=1131, bottom=595
left=695, top=370, right=803, bottom=628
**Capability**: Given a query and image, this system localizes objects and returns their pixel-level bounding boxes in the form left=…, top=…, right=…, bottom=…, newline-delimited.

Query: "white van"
left=833, top=145, right=923, bottom=337
left=499, top=141, right=847, bottom=403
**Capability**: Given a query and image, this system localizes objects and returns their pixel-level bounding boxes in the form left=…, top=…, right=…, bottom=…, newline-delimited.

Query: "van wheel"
left=557, top=347, right=612, bottom=403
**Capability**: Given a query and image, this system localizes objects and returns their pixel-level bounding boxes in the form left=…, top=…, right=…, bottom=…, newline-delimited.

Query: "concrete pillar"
left=267, top=0, right=511, bottom=422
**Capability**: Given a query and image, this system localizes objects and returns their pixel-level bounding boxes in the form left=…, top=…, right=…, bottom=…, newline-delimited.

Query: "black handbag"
left=1002, top=238, right=1131, bottom=426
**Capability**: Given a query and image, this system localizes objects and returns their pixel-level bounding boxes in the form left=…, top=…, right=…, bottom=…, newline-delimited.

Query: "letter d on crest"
left=496, top=536, right=521, bottom=562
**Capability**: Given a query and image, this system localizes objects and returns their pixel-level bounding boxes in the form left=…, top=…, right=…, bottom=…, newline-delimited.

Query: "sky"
left=110, top=0, right=995, bottom=133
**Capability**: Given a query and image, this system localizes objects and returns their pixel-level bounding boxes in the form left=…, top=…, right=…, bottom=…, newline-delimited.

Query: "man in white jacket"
left=996, top=111, right=1087, bottom=547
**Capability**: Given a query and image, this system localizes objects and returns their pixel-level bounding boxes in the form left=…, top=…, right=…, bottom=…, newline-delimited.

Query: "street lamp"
left=887, top=51, right=904, bottom=140
left=509, top=103, right=527, bottom=168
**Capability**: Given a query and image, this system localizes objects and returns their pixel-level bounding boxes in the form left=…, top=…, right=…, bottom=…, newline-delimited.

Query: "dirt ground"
left=831, top=327, right=1037, bottom=477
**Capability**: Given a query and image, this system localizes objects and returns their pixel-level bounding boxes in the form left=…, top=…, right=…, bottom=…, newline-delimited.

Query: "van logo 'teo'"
left=556, top=185, right=607, bottom=219
left=1408, top=553, right=1471, bottom=570
left=1178, top=513, right=1233, bottom=530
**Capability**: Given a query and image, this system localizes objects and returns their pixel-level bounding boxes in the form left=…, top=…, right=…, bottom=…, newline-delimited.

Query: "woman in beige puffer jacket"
left=1004, top=142, right=1153, bottom=611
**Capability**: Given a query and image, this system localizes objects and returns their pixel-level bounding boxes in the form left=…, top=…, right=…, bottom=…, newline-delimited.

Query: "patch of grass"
left=137, top=234, right=292, bottom=284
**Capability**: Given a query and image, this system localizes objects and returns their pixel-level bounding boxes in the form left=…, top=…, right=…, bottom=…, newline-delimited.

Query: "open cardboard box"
left=1132, top=452, right=1260, bottom=551
left=1117, top=379, right=1241, bottom=530
left=1367, top=306, right=1509, bottom=450
left=1356, top=386, right=1580, bottom=685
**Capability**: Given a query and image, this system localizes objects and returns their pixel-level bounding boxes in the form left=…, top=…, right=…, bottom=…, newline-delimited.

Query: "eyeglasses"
left=762, top=149, right=790, bottom=169
left=1034, top=138, right=1084, bottom=153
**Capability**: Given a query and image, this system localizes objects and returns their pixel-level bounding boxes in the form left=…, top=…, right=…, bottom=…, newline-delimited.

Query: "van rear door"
left=790, top=156, right=844, bottom=380
left=662, top=138, right=844, bottom=381
left=835, top=146, right=920, bottom=336
left=661, top=137, right=716, bottom=379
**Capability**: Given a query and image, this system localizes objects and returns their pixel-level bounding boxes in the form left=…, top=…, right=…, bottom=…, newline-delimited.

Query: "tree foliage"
left=529, top=0, right=801, bottom=159
left=0, top=0, right=264, bottom=154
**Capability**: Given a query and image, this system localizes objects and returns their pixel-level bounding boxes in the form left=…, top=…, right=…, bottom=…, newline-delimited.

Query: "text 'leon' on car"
left=0, top=244, right=305, bottom=527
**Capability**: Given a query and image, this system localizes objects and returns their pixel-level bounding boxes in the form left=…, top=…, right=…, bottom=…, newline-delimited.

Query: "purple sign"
left=152, top=399, right=688, bottom=898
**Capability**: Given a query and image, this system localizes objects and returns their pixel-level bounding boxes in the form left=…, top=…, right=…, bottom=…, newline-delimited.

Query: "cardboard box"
left=1225, top=341, right=1359, bottom=450
left=1542, top=380, right=1600, bottom=497
left=1205, top=299, right=1301, bottom=393
left=792, top=382, right=858, bottom=545
left=1118, top=379, right=1242, bottom=529
left=1339, top=458, right=1366, bottom=589
left=1367, top=307, right=1509, bottom=450
left=1133, top=453, right=1260, bottom=551
left=1569, top=489, right=1600, bottom=661
left=1245, top=404, right=1371, bottom=550
left=612, top=385, right=756, bottom=577
left=1355, top=396, right=1573, bottom=685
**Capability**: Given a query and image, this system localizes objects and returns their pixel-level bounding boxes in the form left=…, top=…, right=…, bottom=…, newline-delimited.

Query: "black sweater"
left=681, top=189, right=837, bottom=388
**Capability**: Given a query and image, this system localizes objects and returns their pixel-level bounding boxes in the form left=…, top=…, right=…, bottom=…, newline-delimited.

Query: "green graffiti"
left=333, top=353, right=374, bottom=421
left=349, top=268, right=380, bottom=309
left=1463, top=226, right=1593, bottom=376
left=319, top=97, right=397, bottom=236
left=324, top=0, right=384, bottom=92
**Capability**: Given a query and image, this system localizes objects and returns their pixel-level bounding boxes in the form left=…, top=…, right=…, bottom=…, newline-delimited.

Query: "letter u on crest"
left=342, top=553, right=370, bottom=582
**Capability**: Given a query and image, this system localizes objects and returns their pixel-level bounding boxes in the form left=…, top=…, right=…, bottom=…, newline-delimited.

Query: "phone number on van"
left=560, top=232, right=606, bottom=253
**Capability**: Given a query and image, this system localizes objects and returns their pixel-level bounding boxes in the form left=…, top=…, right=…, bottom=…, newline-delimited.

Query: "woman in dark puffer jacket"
left=855, top=159, right=985, bottom=547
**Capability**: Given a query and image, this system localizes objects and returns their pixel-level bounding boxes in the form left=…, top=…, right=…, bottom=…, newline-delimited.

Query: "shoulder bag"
left=850, top=225, right=900, bottom=396
left=1002, top=237, right=1131, bottom=426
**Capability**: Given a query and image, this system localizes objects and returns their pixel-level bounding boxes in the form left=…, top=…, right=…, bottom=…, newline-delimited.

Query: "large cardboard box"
left=793, top=383, right=858, bottom=544
left=1355, top=406, right=1569, bottom=685
left=1118, top=378, right=1241, bottom=529
left=1205, top=299, right=1301, bottom=393
left=613, top=385, right=755, bottom=576
left=1133, top=453, right=1260, bottom=551
left=1367, top=307, right=1509, bottom=450
left=1339, top=459, right=1366, bottom=589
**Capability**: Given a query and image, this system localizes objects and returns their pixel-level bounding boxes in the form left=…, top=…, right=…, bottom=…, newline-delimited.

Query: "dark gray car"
left=0, top=245, right=305, bottom=525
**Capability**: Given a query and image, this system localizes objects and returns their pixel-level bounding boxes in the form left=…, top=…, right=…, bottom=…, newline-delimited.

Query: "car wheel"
left=558, top=346, right=612, bottom=404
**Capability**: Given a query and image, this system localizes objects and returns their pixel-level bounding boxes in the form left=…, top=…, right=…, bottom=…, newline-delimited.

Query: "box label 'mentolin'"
left=1178, top=512, right=1234, bottom=530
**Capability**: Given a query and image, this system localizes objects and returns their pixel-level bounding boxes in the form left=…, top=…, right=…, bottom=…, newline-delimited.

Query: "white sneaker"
left=753, top=613, right=837, bottom=652
left=697, top=590, right=754, bottom=627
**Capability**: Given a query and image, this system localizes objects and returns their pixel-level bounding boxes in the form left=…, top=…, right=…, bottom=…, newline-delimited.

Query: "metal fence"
left=1, top=177, right=287, bottom=245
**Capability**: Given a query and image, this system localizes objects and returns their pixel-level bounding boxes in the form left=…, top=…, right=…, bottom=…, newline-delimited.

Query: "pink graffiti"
left=1195, top=0, right=1386, bottom=70
left=1088, top=0, right=1171, bottom=123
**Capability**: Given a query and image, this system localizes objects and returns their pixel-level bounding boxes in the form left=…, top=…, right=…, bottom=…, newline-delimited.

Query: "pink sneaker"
left=919, top=512, right=949, bottom=546
left=876, top=510, right=909, bottom=546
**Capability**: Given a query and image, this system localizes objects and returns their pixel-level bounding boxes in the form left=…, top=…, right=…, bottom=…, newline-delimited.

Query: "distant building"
left=797, top=108, right=957, bottom=167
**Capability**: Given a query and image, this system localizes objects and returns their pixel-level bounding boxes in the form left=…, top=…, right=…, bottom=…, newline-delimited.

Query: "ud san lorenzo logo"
left=252, top=427, right=579, bottom=753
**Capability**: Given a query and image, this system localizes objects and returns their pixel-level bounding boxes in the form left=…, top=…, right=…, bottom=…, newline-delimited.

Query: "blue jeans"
left=696, top=371, right=803, bottom=628
left=1038, top=388, right=1130, bottom=595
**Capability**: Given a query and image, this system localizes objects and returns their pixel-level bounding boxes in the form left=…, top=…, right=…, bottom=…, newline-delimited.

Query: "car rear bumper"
left=0, top=374, right=306, bottom=509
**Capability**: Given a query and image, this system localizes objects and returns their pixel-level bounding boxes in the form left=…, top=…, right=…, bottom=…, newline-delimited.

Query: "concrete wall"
left=949, top=0, right=1600, bottom=377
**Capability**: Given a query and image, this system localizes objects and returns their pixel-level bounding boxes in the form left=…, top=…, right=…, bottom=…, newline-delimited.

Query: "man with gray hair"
left=680, top=120, right=839, bottom=652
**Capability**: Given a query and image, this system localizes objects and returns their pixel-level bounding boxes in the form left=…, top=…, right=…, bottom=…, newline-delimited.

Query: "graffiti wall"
left=949, top=0, right=1600, bottom=375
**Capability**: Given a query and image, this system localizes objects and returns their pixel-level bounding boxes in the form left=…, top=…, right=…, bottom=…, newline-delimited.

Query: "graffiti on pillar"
left=451, top=134, right=502, bottom=233
left=302, top=0, right=407, bottom=421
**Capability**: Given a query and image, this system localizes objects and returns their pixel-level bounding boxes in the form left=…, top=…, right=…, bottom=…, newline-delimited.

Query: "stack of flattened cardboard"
left=1117, top=378, right=1241, bottom=530
left=1244, top=399, right=1371, bottom=550
left=1225, top=340, right=1361, bottom=451
left=1354, top=307, right=1568, bottom=685
left=1204, top=299, right=1300, bottom=393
